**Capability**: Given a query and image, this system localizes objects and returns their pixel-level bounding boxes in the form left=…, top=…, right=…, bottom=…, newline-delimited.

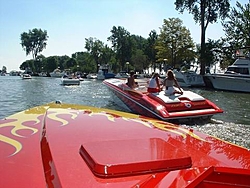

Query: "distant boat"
left=97, top=65, right=115, bottom=80
left=21, top=73, right=32, bottom=79
left=173, top=65, right=205, bottom=87
left=61, top=75, right=80, bottom=86
left=38, top=72, right=48, bottom=77
left=86, top=73, right=97, bottom=79
left=204, top=56, right=250, bottom=93
left=115, top=71, right=129, bottom=78
left=49, top=69, right=65, bottom=78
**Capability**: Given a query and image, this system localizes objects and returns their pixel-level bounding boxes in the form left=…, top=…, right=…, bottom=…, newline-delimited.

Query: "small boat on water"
left=103, top=78, right=223, bottom=122
left=86, top=73, right=97, bottom=79
left=21, top=73, right=32, bottom=79
left=97, top=65, right=116, bottom=80
left=115, top=71, right=129, bottom=78
left=49, top=68, right=65, bottom=78
left=204, top=55, right=250, bottom=93
left=0, top=101, right=249, bottom=187
left=61, top=75, right=80, bottom=86
left=173, top=65, right=205, bottom=87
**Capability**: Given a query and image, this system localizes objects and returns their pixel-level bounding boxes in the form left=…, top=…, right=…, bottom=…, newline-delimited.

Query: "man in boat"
left=127, top=71, right=138, bottom=89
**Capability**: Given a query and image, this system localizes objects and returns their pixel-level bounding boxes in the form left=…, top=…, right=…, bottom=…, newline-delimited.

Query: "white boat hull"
left=21, top=74, right=32, bottom=79
left=86, top=73, right=97, bottom=79
left=61, top=78, right=80, bottom=85
left=50, top=69, right=65, bottom=77
left=50, top=72, right=65, bottom=77
left=206, top=74, right=250, bottom=92
left=174, top=71, right=205, bottom=87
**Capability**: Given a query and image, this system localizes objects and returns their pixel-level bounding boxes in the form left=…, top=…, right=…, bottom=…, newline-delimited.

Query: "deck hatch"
left=79, top=138, right=192, bottom=178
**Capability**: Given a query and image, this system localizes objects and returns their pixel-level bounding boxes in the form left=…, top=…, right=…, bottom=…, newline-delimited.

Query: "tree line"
left=19, top=1, right=249, bottom=75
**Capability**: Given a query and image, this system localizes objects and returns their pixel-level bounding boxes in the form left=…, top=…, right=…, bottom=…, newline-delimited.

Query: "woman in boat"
left=127, top=71, right=138, bottom=89
left=164, top=70, right=183, bottom=95
left=147, top=73, right=162, bottom=93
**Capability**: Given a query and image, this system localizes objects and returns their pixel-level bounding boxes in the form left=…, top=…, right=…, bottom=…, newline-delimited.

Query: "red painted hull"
left=103, top=78, right=223, bottom=121
left=0, top=102, right=249, bottom=187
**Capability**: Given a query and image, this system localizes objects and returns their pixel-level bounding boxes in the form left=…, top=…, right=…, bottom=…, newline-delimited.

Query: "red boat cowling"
left=0, top=102, right=249, bottom=187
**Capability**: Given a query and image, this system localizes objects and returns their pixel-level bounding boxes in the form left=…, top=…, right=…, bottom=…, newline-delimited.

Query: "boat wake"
left=182, top=120, right=250, bottom=149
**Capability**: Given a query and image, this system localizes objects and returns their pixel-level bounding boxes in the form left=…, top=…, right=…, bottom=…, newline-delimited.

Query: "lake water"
left=1, top=76, right=250, bottom=149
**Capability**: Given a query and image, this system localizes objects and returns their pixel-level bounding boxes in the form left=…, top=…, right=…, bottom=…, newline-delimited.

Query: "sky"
left=0, top=0, right=247, bottom=71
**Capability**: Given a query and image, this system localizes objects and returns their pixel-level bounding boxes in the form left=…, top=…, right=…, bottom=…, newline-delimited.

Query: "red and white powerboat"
left=0, top=102, right=249, bottom=187
left=103, top=78, right=223, bottom=122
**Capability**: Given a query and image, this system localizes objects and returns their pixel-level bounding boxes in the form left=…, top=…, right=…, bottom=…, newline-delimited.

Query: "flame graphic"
left=1, top=104, right=207, bottom=157
left=0, top=116, right=40, bottom=156
left=0, top=134, right=22, bottom=156
left=47, top=109, right=78, bottom=126
left=0, top=106, right=47, bottom=156
left=146, top=119, right=207, bottom=142
left=82, top=110, right=206, bottom=142
left=86, top=111, right=116, bottom=122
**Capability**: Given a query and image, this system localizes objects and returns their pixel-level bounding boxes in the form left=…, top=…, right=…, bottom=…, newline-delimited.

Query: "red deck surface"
left=0, top=102, right=249, bottom=187
left=80, top=138, right=192, bottom=178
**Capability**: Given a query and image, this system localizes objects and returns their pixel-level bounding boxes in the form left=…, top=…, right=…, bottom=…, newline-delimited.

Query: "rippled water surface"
left=1, top=76, right=249, bottom=149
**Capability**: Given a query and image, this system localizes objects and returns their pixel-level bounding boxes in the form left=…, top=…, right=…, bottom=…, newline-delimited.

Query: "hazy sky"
left=0, top=0, right=246, bottom=71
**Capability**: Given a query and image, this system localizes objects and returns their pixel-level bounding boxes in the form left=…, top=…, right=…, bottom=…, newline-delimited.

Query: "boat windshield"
left=226, top=67, right=249, bottom=75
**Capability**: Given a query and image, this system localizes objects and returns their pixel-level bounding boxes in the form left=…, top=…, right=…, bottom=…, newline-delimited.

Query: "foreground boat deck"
left=0, top=102, right=249, bottom=187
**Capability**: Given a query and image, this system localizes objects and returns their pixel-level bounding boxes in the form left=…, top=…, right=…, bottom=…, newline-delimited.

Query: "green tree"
left=65, top=58, right=77, bottom=69
left=196, top=39, right=224, bottom=69
left=145, top=30, right=158, bottom=72
left=57, top=55, right=70, bottom=70
left=20, top=28, right=49, bottom=60
left=222, top=1, right=250, bottom=56
left=156, top=18, right=195, bottom=68
left=175, top=0, right=230, bottom=75
left=108, top=26, right=132, bottom=71
left=19, top=59, right=35, bottom=73
left=129, top=34, right=149, bottom=72
left=98, top=45, right=117, bottom=72
left=35, top=54, right=46, bottom=73
left=131, top=49, right=147, bottom=73
left=85, top=37, right=105, bottom=72
left=72, top=51, right=96, bottom=73
left=45, top=56, right=58, bottom=72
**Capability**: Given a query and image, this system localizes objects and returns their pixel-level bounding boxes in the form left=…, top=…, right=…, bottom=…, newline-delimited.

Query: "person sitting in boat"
left=127, top=71, right=138, bottom=89
left=163, top=70, right=183, bottom=95
left=147, top=73, right=162, bottom=93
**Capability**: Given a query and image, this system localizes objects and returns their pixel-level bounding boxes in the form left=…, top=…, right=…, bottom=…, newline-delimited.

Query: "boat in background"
left=38, top=72, right=48, bottom=77
left=86, top=73, right=97, bottom=79
left=103, top=78, right=223, bottom=122
left=97, top=65, right=115, bottom=80
left=115, top=71, right=129, bottom=78
left=173, top=64, right=205, bottom=87
left=49, top=68, right=65, bottom=78
left=204, top=55, right=250, bottom=93
left=61, top=75, right=80, bottom=86
left=21, top=73, right=32, bottom=79
left=0, top=101, right=249, bottom=187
